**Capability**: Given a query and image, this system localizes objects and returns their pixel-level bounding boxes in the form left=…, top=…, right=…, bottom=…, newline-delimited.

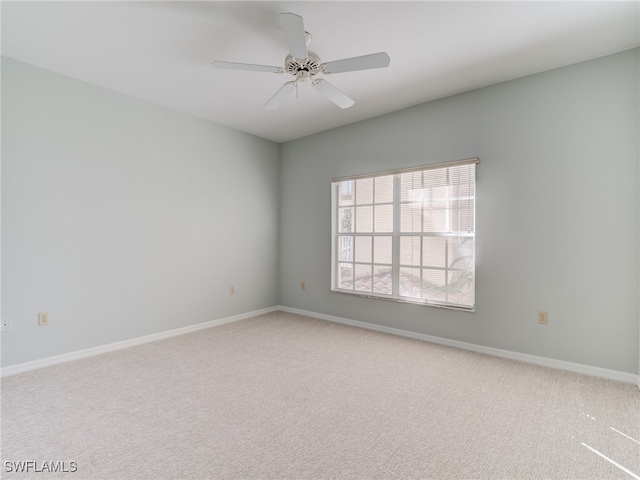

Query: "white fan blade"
left=264, top=81, right=296, bottom=110
left=213, top=61, right=283, bottom=73
left=279, top=12, right=308, bottom=59
left=323, top=52, right=390, bottom=74
left=312, top=79, right=355, bottom=109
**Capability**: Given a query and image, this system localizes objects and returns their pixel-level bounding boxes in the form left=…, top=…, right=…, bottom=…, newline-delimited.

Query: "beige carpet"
left=2, top=311, right=639, bottom=479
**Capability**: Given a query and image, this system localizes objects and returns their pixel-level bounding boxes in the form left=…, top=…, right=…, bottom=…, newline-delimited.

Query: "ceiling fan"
left=213, top=12, right=391, bottom=110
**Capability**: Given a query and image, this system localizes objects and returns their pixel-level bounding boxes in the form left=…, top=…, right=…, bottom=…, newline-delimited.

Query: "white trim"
left=0, top=307, right=278, bottom=377
left=3, top=304, right=638, bottom=386
left=279, top=306, right=640, bottom=386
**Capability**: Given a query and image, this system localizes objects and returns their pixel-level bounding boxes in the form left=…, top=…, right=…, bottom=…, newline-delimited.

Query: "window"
left=331, top=158, right=478, bottom=310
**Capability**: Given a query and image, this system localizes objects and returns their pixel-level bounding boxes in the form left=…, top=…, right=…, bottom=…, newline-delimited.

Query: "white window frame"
left=331, top=158, right=478, bottom=311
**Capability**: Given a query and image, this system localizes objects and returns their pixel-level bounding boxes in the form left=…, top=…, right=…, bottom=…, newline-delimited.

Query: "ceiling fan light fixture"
left=212, top=12, right=390, bottom=110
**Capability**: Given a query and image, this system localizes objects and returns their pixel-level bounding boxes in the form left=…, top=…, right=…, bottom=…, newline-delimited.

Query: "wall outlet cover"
left=537, top=311, right=548, bottom=325
left=38, top=312, right=50, bottom=326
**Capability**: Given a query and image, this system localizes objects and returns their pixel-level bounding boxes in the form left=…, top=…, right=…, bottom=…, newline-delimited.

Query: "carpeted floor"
left=2, top=311, right=639, bottom=479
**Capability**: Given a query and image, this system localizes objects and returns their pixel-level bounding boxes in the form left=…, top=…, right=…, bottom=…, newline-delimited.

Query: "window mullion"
left=352, top=180, right=357, bottom=290
left=392, top=174, right=401, bottom=298
left=420, top=171, right=425, bottom=300
left=444, top=236, right=449, bottom=305
left=332, top=183, right=337, bottom=290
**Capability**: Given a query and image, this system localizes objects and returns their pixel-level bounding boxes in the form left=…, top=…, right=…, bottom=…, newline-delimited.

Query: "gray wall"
left=3, top=49, right=639, bottom=375
left=2, top=57, right=280, bottom=366
left=279, top=49, right=640, bottom=374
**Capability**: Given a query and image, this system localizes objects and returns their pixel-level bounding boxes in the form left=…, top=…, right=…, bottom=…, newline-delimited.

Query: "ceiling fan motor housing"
left=285, top=51, right=322, bottom=80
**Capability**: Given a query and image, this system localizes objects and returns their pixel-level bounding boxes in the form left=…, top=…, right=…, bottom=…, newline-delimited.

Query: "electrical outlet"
left=537, top=311, right=548, bottom=325
left=38, top=311, right=49, bottom=326
left=301, top=281, right=306, bottom=290
left=229, top=286, right=235, bottom=295
left=1, top=318, right=11, bottom=332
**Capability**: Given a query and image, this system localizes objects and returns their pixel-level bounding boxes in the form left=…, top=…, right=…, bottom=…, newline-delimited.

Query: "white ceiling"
left=2, top=1, right=638, bottom=143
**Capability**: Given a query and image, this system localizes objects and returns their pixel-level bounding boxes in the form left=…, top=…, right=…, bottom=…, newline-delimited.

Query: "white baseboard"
left=1, top=306, right=278, bottom=377
left=279, top=305, right=640, bottom=386
left=3, top=305, right=638, bottom=387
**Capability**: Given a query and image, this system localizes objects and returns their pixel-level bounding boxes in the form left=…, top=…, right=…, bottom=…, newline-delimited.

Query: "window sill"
left=330, top=289, right=475, bottom=312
